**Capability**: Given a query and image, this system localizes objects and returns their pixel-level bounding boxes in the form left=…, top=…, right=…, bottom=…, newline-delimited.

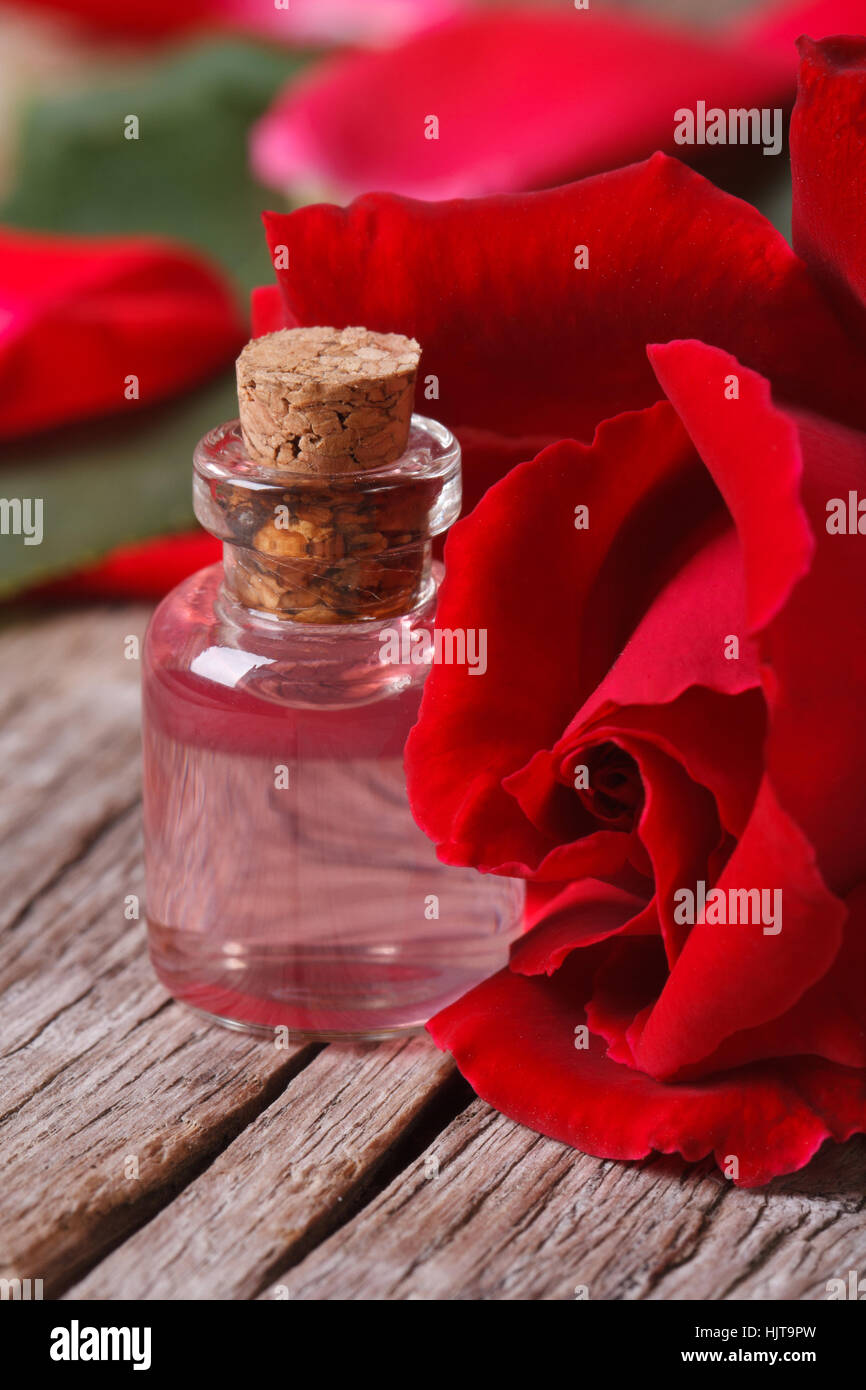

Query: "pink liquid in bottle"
left=142, top=416, right=524, bottom=1039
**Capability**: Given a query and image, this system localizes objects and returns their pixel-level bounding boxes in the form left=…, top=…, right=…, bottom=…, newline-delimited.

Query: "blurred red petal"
left=233, top=0, right=461, bottom=46
left=28, top=532, right=220, bottom=602
left=0, top=228, right=244, bottom=440
left=6, top=0, right=216, bottom=37
left=9, top=0, right=458, bottom=42
left=740, top=0, right=866, bottom=59
left=250, top=284, right=289, bottom=337
left=252, top=8, right=788, bottom=201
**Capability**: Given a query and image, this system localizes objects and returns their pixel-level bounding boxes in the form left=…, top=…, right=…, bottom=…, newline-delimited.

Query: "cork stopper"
left=194, top=329, right=459, bottom=626
left=236, top=325, right=421, bottom=474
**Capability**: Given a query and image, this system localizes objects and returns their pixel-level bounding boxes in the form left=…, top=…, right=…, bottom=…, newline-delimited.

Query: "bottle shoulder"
left=144, top=562, right=437, bottom=717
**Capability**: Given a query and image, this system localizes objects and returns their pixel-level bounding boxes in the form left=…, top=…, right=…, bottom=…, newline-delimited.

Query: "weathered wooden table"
left=1, top=605, right=864, bottom=1301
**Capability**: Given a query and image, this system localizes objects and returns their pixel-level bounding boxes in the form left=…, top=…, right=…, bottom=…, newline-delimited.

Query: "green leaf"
left=0, top=373, right=238, bottom=596
left=2, top=38, right=310, bottom=300
left=0, top=39, right=313, bottom=594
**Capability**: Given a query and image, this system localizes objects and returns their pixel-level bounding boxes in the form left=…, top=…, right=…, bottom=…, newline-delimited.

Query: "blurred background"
left=0, top=0, right=856, bottom=604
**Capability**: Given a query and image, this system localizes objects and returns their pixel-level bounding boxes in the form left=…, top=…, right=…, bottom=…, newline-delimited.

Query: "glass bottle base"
left=148, top=919, right=515, bottom=1042
left=182, top=1004, right=424, bottom=1044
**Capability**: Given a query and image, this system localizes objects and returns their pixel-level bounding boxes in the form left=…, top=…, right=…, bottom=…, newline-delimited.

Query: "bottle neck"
left=193, top=416, right=461, bottom=628
left=209, top=559, right=443, bottom=708
left=221, top=537, right=434, bottom=625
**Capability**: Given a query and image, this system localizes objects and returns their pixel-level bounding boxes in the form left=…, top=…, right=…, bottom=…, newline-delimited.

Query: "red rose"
left=259, top=37, right=866, bottom=1184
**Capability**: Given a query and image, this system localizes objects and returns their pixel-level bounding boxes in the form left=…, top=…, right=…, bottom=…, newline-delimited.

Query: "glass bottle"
left=142, top=412, right=525, bottom=1039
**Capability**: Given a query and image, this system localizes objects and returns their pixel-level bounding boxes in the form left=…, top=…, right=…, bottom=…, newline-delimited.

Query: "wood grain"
left=67, top=1037, right=457, bottom=1300
left=2, top=604, right=864, bottom=1302
left=257, top=1103, right=866, bottom=1302
left=0, top=607, right=319, bottom=1294
left=0, top=607, right=148, bottom=932
left=0, top=802, right=318, bottom=1295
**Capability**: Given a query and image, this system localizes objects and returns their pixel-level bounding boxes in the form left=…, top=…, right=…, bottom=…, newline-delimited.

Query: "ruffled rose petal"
left=511, top=880, right=654, bottom=978
left=406, top=403, right=714, bottom=870
left=428, top=949, right=866, bottom=1187
left=519, top=691, right=766, bottom=967
left=407, top=402, right=772, bottom=882
left=0, top=227, right=243, bottom=440
left=628, top=779, right=847, bottom=1080
left=669, top=884, right=866, bottom=1076
left=251, top=8, right=788, bottom=201
left=262, top=154, right=866, bottom=447
left=790, top=36, right=866, bottom=338
left=585, top=937, right=667, bottom=1066
left=569, top=688, right=766, bottom=839
left=500, top=530, right=763, bottom=944
left=650, top=338, right=866, bottom=897
left=622, top=737, right=724, bottom=966
left=556, top=524, right=760, bottom=717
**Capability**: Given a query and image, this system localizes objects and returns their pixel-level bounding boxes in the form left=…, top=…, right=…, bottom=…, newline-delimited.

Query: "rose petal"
left=252, top=8, right=789, bottom=201
left=628, top=779, right=847, bottom=1080
left=428, top=948, right=865, bottom=1186
left=9, top=0, right=217, bottom=37
left=250, top=284, right=288, bottom=337
left=558, top=524, right=760, bottom=717
left=13, top=0, right=457, bottom=43
left=569, top=688, right=767, bottom=840
left=512, top=880, right=654, bottom=978
left=585, top=936, right=667, bottom=1066
left=230, top=0, right=460, bottom=47
left=739, top=1, right=866, bottom=64
left=262, top=154, right=866, bottom=447
left=672, top=884, right=866, bottom=1075
left=27, top=531, right=221, bottom=601
left=624, top=737, right=725, bottom=967
left=790, top=35, right=866, bottom=337
left=405, top=402, right=715, bottom=870
left=0, top=227, right=244, bottom=440
left=650, top=338, right=866, bottom=896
